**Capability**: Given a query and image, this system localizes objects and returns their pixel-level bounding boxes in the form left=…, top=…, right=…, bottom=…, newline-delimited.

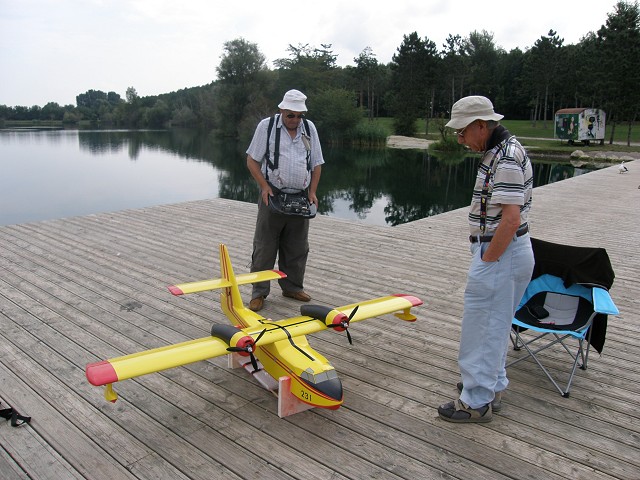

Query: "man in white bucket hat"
left=438, top=96, right=534, bottom=423
left=245, top=89, right=325, bottom=311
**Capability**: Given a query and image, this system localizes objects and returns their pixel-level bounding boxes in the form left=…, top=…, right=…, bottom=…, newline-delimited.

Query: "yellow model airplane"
left=86, top=244, right=423, bottom=414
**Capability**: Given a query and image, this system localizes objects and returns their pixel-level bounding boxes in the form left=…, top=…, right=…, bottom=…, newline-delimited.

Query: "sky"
left=0, top=0, right=622, bottom=107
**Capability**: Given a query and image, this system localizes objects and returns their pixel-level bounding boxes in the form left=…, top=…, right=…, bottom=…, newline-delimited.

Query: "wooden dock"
left=0, top=161, right=638, bottom=479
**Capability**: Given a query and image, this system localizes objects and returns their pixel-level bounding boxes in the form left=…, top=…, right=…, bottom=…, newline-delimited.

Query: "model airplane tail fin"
left=218, top=243, right=245, bottom=314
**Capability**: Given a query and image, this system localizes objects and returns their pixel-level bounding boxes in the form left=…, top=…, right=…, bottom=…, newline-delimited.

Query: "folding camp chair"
left=507, top=238, right=619, bottom=397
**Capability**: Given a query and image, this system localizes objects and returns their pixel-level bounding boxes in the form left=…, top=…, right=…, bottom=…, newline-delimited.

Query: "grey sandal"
left=438, top=399, right=492, bottom=423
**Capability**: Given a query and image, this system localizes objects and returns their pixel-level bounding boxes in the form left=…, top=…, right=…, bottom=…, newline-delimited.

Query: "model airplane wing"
left=219, top=294, right=423, bottom=346
left=86, top=336, right=232, bottom=387
left=334, top=294, right=422, bottom=322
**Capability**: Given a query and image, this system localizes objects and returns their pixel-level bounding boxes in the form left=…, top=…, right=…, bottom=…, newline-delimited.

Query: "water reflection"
left=0, top=128, right=597, bottom=227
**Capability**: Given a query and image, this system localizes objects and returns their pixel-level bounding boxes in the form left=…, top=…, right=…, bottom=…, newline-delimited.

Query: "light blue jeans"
left=458, top=234, right=534, bottom=409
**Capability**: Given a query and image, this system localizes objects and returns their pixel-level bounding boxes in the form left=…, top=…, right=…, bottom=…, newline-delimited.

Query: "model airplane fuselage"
left=86, top=244, right=422, bottom=411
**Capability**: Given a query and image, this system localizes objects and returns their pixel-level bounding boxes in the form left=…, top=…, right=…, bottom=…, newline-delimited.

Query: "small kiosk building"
left=554, top=108, right=605, bottom=145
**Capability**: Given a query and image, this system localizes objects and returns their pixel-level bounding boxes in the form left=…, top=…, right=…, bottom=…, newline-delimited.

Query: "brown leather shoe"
left=249, top=296, right=264, bottom=312
left=282, top=290, right=311, bottom=302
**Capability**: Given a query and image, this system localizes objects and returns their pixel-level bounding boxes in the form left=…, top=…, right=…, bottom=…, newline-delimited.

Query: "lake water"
left=0, top=127, right=594, bottom=227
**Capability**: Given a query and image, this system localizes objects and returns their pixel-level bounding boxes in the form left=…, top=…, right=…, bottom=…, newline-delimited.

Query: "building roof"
left=555, top=108, right=601, bottom=114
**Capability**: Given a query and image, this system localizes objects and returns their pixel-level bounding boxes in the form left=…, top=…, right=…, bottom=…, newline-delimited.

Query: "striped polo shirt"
left=468, top=127, right=533, bottom=236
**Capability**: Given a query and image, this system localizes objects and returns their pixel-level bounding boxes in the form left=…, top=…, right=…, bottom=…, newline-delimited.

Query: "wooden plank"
left=0, top=361, right=138, bottom=480
left=0, top=388, right=98, bottom=480
left=0, top=447, right=29, bottom=480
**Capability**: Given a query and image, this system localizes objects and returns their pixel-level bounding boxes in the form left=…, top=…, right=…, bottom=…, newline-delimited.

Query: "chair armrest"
left=592, top=287, right=620, bottom=315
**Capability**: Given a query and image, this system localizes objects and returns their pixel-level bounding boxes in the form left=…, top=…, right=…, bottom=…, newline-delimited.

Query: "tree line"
left=1, top=1, right=638, bottom=145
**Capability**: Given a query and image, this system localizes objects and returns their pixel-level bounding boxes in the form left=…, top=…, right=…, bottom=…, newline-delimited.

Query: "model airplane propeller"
left=324, top=305, right=357, bottom=344
left=223, top=325, right=267, bottom=372
left=85, top=244, right=423, bottom=415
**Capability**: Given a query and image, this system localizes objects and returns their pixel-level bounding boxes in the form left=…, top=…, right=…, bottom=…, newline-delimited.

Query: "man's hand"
left=261, top=185, right=274, bottom=206
left=247, top=154, right=272, bottom=206
left=481, top=204, right=521, bottom=262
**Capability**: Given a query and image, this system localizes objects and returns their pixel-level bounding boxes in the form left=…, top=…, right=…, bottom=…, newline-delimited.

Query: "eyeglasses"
left=455, top=121, right=477, bottom=137
left=455, top=125, right=469, bottom=137
left=285, top=113, right=304, bottom=119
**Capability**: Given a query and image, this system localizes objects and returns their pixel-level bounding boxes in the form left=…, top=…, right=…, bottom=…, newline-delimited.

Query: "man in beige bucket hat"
left=445, top=95, right=504, bottom=129
left=438, top=96, right=534, bottom=423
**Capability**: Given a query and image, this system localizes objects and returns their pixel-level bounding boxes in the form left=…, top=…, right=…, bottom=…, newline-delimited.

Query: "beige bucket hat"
left=445, top=95, right=503, bottom=130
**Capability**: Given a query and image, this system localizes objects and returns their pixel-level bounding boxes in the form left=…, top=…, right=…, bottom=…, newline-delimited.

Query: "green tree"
left=28, top=105, right=42, bottom=120
left=523, top=30, right=565, bottom=127
left=353, top=47, right=382, bottom=119
left=118, top=87, right=141, bottom=125
left=76, top=89, right=104, bottom=121
left=556, top=42, right=586, bottom=109
left=273, top=43, right=340, bottom=94
left=389, top=32, right=439, bottom=135
left=215, top=37, right=270, bottom=137
left=13, top=106, right=29, bottom=120
left=463, top=30, right=503, bottom=99
left=0, top=104, right=10, bottom=121
left=172, top=105, right=197, bottom=126
left=63, top=108, right=81, bottom=124
left=596, top=0, right=640, bottom=145
left=126, top=87, right=139, bottom=104
left=441, top=34, right=468, bottom=107
left=41, top=102, right=64, bottom=121
left=570, top=33, right=602, bottom=108
left=146, top=99, right=171, bottom=127
left=75, top=89, right=121, bottom=123
left=310, top=87, right=362, bottom=144
left=494, top=47, right=527, bottom=119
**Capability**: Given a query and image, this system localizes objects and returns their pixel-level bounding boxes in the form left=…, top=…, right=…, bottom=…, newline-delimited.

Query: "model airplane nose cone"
left=311, top=377, right=343, bottom=401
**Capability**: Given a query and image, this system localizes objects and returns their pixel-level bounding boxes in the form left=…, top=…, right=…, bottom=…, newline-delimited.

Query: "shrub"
left=350, top=120, right=389, bottom=147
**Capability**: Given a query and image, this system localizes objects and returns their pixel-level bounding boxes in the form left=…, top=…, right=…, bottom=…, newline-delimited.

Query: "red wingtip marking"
left=168, top=285, right=184, bottom=296
left=86, top=360, right=119, bottom=386
left=393, top=294, right=423, bottom=306
left=272, top=270, right=287, bottom=278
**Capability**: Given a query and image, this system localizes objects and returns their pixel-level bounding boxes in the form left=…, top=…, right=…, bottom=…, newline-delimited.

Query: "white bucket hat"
left=278, top=89, right=308, bottom=112
left=445, top=95, right=503, bottom=130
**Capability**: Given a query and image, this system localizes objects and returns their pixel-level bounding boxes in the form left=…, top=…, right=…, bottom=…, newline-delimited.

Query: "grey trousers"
left=250, top=198, right=310, bottom=299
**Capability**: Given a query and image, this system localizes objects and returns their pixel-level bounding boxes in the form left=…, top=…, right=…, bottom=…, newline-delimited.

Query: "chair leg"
left=515, top=336, right=570, bottom=396
left=507, top=331, right=586, bottom=397
left=563, top=339, right=588, bottom=397
left=581, top=326, right=593, bottom=371
left=511, top=327, right=523, bottom=351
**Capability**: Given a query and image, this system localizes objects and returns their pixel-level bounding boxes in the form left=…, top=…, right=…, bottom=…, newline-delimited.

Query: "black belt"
left=470, top=225, right=529, bottom=243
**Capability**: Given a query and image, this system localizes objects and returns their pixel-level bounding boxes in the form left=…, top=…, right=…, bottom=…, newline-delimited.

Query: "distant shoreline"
left=386, top=134, right=640, bottom=164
